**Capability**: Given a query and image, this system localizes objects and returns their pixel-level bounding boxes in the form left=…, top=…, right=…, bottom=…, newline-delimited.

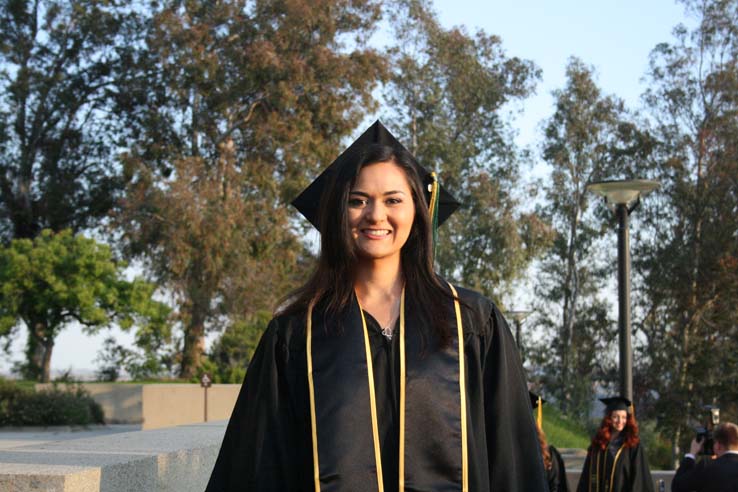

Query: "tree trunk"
left=25, top=321, right=47, bottom=381
left=180, top=308, right=207, bottom=379
left=40, top=337, right=54, bottom=383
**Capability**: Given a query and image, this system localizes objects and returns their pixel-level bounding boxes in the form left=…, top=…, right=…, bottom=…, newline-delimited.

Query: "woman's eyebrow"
left=349, top=190, right=407, bottom=196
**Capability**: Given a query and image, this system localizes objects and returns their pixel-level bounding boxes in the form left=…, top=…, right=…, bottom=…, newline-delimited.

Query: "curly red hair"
left=536, top=424, right=552, bottom=470
left=592, top=412, right=640, bottom=450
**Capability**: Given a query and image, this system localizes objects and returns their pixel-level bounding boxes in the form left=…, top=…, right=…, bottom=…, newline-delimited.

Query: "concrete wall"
left=35, top=384, right=240, bottom=430
left=141, top=385, right=239, bottom=430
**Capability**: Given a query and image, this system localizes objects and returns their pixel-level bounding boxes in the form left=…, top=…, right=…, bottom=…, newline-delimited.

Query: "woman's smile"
left=348, top=160, right=415, bottom=261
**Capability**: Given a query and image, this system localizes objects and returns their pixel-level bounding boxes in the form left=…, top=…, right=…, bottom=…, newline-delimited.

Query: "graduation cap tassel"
left=428, top=172, right=440, bottom=259
left=537, top=396, right=543, bottom=428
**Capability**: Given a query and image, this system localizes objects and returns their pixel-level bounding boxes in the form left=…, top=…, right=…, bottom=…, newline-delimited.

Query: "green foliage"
left=635, top=0, right=738, bottom=455
left=0, top=229, right=171, bottom=382
left=193, top=311, right=271, bottom=384
left=0, top=378, right=104, bottom=426
left=0, top=0, right=147, bottom=241
left=95, top=336, right=174, bottom=382
left=638, top=420, right=674, bottom=470
left=531, top=58, right=646, bottom=418
left=540, top=404, right=591, bottom=450
left=116, top=0, right=387, bottom=378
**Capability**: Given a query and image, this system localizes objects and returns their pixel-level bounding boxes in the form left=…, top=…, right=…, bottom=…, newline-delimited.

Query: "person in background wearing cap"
left=576, top=397, right=654, bottom=492
left=531, top=392, right=570, bottom=492
left=671, top=422, right=738, bottom=492
left=205, top=121, right=547, bottom=491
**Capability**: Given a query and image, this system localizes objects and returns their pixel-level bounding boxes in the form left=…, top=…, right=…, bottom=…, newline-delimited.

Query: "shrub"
left=0, top=378, right=104, bottom=426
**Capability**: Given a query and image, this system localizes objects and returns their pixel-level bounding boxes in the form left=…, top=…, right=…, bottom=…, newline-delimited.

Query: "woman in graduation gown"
left=531, top=392, right=570, bottom=492
left=205, top=121, right=547, bottom=492
left=576, top=397, right=654, bottom=492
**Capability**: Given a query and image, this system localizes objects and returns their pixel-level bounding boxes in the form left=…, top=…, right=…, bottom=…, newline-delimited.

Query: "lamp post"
left=506, top=309, right=533, bottom=359
left=586, top=179, right=659, bottom=402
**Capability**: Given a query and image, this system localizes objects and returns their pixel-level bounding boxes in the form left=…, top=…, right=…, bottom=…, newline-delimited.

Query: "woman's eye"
left=386, top=197, right=402, bottom=205
left=348, top=198, right=367, bottom=207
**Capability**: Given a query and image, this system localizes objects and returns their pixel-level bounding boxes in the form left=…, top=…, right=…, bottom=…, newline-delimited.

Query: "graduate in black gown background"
left=531, top=392, right=570, bottom=492
left=576, top=397, right=654, bottom=492
left=205, top=121, right=547, bottom=491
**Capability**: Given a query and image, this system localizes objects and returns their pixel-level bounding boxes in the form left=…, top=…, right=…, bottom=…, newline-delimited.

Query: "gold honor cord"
left=608, top=445, right=625, bottom=492
left=398, top=289, right=406, bottom=491
left=306, top=301, right=321, bottom=492
left=537, top=397, right=543, bottom=428
left=358, top=300, right=386, bottom=492
left=447, top=283, right=468, bottom=492
left=589, top=450, right=600, bottom=492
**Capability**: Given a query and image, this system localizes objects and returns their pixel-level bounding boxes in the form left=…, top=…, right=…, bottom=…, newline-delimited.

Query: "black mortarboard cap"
left=599, top=396, right=632, bottom=413
left=529, top=391, right=546, bottom=409
left=291, top=120, right=460, bottom=231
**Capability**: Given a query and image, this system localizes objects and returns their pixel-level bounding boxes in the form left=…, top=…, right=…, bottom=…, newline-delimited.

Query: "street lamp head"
left=505, top=310, right=533, bottom=323
left=586, top=179, right=660, bottom=210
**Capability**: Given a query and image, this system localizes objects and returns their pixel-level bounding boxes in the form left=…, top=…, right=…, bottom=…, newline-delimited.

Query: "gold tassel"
left=537, top=396, right=543, bottom=428
left=428, top=172, right=439, bottom=219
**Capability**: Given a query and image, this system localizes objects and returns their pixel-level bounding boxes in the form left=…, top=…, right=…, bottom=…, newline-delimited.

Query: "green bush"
left=639, top=420, right=674, bottom=470
left=0, top=378, right=104, bottom=426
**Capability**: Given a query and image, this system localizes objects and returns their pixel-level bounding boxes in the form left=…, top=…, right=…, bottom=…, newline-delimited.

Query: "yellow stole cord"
left=398, top=289, right=407, bottom=490
left=308, top=286, right=466, bottom=492
left=609, top=445, right=625, bottom=492
left=589, top=449, right=600, bottom=492
left=357, top=302, right=386, bottom=492
left=537, top=396, right=543, bottom=428
left=306, top=301, right=321, bottom=492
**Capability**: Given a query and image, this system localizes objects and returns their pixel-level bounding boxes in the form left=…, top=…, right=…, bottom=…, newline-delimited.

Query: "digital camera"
left=695, top=405, right=720, bottom=456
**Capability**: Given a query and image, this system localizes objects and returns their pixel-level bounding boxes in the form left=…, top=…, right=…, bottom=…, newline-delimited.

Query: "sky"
left=0, top=0, right=692, bottom=378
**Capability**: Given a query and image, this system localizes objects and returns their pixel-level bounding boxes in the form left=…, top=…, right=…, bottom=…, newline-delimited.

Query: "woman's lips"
left=361, top=229, right=391, bottom=239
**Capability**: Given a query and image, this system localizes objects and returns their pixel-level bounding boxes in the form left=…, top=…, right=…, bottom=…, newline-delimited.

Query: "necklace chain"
left=380, top=296, right=401, bottom=340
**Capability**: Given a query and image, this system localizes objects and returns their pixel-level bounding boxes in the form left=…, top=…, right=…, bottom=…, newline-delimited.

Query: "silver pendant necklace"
left=381, top=322, right=395, bottom=340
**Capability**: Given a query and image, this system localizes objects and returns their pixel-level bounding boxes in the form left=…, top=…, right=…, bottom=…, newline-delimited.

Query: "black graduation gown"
left=576, top=441, right=654, bottom=492
left=549, top=445, right=570, bottom=492
left=205, top=286, right=547, bottom=491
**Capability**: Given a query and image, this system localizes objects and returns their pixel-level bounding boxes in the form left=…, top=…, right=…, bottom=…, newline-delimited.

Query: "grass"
left=539, top=405, right=591, bottom=449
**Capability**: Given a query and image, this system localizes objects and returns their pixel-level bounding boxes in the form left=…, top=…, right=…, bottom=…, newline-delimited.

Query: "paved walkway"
left=0, top=424, right=141, bottom=451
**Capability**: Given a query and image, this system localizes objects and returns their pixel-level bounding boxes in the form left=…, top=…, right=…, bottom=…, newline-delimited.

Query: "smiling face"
left=348, top=160, right=416, bottom=263
left=611, top=410, right=628, bottom=433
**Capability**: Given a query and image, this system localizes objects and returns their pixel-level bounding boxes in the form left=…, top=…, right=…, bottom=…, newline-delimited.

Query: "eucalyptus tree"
left=636, top=0, right=738, bottom=457
left=117, top=0, right=387, bottom=378
left=0, top=0, right=146, bottom=242
left=383, top=0, right=549, bottom=304
left=534, top=58, right=649, bottom=417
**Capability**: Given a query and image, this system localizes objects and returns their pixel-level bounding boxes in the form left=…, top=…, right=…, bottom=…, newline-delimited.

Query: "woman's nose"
left=365, top=201, right=386, bottom=222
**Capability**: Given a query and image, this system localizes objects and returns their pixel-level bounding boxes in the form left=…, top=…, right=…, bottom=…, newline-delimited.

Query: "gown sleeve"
left=483, top=306, right=548, bottom=492
left=205, top=318, right=306, bottom=492
left=629, top=444, right=655, bottom=492
left=576, top=447, right=592, bottom=492
left=550, top=445, right=570, bottom=492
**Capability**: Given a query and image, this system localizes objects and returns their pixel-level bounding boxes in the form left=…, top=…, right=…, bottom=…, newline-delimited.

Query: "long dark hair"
left=280, top=144, right=456, bottom=347
left=592, top=412, right=640, bottom=450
